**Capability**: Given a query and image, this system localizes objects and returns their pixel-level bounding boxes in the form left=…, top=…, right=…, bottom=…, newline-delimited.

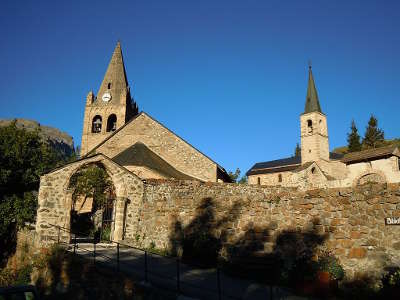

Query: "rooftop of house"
left=341, top=145, right=400, bottom=164
left=246, top=152, right=343, bottom=176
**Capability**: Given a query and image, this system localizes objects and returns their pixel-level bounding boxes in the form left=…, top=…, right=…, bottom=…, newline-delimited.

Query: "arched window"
left=106, top=114, right=117, bottom=132
left=257, top=177, right=261, bottom=185
left=278, top=174, right=282, bottom=182
left=107, top=82, right=111, bottom=89
left=311, top=167, right=316, bottom=174
left=92, top=115, right=102, bottom=133
left=307, top=119, right=313, bottom=133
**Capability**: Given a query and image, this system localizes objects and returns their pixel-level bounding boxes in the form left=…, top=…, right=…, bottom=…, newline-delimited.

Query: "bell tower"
left=300, top=65, right=329, bottom=164
left=80, top=42, right=138, bottom=156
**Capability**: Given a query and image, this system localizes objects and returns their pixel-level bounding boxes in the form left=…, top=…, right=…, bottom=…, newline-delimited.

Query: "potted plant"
left=316, top=253, right=345, bottom=294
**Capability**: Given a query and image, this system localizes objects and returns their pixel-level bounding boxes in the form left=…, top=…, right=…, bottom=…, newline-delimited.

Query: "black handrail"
left=47, top=222, right=275, bottom=300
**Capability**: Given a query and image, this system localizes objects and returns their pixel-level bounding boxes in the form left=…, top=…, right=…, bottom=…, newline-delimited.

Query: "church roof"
left=304, top=66, right=322, bottom=114
left=246, top=152, right=344, bottom=176
left=85, top=111, right=232, bottom=181
left=96, top=42, right=129, bottom=105
left=112, top=142, right=196, bottom=180
left=246, top=156, right=301, bottom=175
left=341, top=145, right=399, bottom=164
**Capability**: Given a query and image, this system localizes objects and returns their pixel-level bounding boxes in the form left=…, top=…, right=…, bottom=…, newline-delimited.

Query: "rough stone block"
left=350, top=231, right=361, bottom=239
left=348, top=247, right=367, bottom=259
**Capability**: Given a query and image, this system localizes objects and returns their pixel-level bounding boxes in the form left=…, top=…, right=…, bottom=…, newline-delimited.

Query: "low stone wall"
left=126, top=180, right=400, bottom=281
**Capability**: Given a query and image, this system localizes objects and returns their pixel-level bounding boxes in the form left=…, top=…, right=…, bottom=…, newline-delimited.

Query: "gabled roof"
left=304, top=66, right=322, bottom=114
left=341, top=145, right=399, bottom=164
left=85, top=111, right=231, bottom=180
left=246, top=156, right=301, bottom=176
left=112, top=142, right=196, bottom=180
left=246, top=152, right=344, bottom=176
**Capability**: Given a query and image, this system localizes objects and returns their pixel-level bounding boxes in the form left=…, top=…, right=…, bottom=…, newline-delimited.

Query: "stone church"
left=34, top=45, right=400, bottom=283
left=247, top=66, right=400, bottom=189
left=80, top=42, right=231, bottom=183
left=35, top=42, right=231, bottom=242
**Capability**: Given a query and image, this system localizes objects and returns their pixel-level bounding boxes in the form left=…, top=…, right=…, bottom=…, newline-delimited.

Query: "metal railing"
left=48, top=223, right=254, bottom=300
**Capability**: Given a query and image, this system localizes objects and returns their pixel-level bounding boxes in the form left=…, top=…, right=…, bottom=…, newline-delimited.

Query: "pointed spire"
left=97, top=41, right=129, bottom=103
left=304, top=64, right=322, bottom=114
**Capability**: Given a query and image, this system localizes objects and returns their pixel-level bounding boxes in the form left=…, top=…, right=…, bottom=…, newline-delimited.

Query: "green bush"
left=382, top=268, right=400, bottom=288
left=100, top=226, right=111, bottom=241
left=318, top=254, right=345, bottom=280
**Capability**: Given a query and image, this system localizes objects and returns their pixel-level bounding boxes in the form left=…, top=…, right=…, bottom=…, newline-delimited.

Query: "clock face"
left=102, top=92, right=112, bottom=102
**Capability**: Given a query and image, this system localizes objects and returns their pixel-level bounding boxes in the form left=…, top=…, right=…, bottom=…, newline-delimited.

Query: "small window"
left=106, top=114, right=117, bottom=132
left=311, top=167, right=316, bottom=174
left=278, top=174, right=282, bottom=182
left=309, top=149, right=311, bottom=153
left=257, top=177, right=261, bottom=185
left=107, top=82, right=111, bottom=89
left=92, top=115, right=102, bottom=133
left=398, top=158, right=400, bottom=171
left=307, top=119, right=313, bottom=133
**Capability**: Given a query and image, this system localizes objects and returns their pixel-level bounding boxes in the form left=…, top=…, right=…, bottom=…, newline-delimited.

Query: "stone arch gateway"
left=35, top=154, right=144, bottom=244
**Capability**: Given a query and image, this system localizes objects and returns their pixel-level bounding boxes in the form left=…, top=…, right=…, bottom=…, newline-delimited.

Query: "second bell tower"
left=300, top=65, right=330, bottom=164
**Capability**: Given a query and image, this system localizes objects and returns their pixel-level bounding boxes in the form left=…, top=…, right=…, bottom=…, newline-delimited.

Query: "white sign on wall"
left=385, top=217, right=400, bottom=225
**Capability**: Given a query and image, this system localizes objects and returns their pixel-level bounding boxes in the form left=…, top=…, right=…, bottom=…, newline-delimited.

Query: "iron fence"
left=47, top=223, right=277, bottom=300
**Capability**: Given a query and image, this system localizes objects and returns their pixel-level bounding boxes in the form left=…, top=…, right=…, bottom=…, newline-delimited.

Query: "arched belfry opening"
left=106, top=114, right=117, bottom=132
left=68, top=163, right=116, bottom=241
left=92, top=115, right=102, bottom=133
left=307, top=119, right=313, bottom=133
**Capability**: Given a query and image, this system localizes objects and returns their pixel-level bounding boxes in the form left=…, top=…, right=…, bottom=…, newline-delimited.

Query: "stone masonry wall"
left=94, top=113, right=218, bottom=182
left=127, top=180, right=400, bottom=281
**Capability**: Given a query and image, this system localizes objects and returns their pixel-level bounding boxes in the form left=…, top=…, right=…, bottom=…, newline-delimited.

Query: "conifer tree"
left=294, top=143, right=301, bottom=157
left=347, top=120, right=361, bottom=152
left=362, top=114, right=384, bottom=149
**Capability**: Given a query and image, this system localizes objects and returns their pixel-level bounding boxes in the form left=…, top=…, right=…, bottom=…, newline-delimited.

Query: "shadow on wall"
left=168, top=197, right=328, bottom=284
left=167, top=197, right=400, bottom=298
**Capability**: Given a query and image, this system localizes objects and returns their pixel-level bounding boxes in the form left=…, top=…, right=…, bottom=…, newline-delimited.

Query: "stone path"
left=70, top=243, right=317, bottom=300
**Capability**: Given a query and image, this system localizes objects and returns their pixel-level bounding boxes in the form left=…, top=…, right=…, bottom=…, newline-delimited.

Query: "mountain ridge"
left=0, top=118, right=75, bottom=158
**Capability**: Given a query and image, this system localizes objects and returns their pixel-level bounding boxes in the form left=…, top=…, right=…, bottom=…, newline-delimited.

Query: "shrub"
left=318, top=254, right=345, bottom=281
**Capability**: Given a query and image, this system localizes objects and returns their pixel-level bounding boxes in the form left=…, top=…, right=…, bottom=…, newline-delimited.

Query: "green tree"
left=228, top=168, right=241, bottom=183
left=228, top=168, right=247, bottom=184
left=294, top=143, right=301, bottom=157
left=69, top=164, right=113, bottom=210
left=238, top=176, right=248, bottom=184
left=347, top=120, right=362, bottom=152
left=362, top=115, right=385, bottom=149
left=0, top=122, right=65, bottom=264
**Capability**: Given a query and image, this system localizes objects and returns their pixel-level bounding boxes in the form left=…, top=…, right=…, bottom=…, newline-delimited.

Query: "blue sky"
left=1, top=0, right=399, bottom=176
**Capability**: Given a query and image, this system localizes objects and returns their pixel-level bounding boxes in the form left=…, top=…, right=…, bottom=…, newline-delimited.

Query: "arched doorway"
left=68, top=162, right=116, bottom=242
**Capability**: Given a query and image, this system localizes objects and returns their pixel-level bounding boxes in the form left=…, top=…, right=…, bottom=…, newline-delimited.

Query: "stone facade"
left=93, top=112, right=222, bottom=182
left=79, top=42, right=228, bottom=182
left=36, top=158, right=400, bottom=282
left=300, top=111, right=329, bottom=164
left=248, top=171, right=293, bottom=186
left=36, top=154, right=143, bottom=244
left=125, top=180, right=400, bottom=281
left=80, top=42, right=138, bottom=156
left=249, top=157, right=400, bottom=190
left=35, top=45, right=400, bottom=286
left=247, top=67, right=400, bottom=190
left=81, top=92, right=132, bottom=156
